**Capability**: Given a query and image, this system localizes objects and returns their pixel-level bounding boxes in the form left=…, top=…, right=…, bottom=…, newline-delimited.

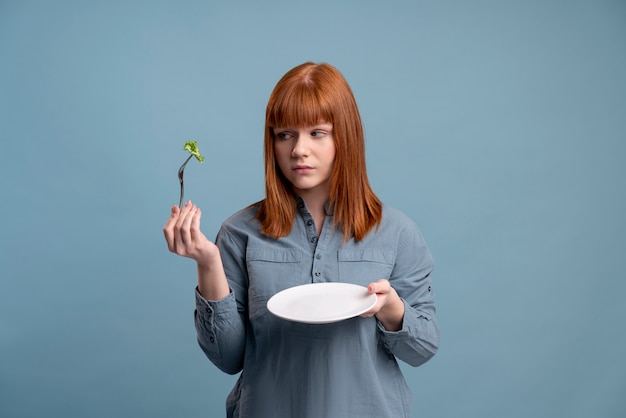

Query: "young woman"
left=163, top=62, right=439, bottom=418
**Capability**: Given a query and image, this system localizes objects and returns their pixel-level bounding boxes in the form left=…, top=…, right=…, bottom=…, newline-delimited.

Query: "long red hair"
left=256, top=62, right=382, bottom=242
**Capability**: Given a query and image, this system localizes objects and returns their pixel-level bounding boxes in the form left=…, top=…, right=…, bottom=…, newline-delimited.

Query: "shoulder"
left=222, top=201, right=261, bottom=227
left=380, top=204, right=419, bottom=231
left=220, top=201, right=262, bottom=232
left=216, top=203, right=261, bottom=249
left=377, top=204, right=430, bottom=246
left=379, top=204, right=434, bottom=267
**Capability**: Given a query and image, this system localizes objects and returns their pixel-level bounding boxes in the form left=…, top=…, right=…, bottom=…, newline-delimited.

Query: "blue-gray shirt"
left=194, top=197, right=439, bottom=418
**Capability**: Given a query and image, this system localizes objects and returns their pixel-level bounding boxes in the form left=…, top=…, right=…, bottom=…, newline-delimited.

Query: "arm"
left=163, top=201, right=246, bottom=374
left=373, top=222, right=439, bottom=367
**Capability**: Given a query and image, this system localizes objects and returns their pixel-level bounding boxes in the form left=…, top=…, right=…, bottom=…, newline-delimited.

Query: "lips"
left=293, top=165, right=313, bottom=174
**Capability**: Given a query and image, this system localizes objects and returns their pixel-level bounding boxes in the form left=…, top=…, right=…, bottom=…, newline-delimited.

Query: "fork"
left=178, top=154, right=193, bottom=209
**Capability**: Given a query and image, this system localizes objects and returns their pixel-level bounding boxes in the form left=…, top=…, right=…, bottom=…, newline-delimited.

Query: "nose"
left=291, top=134, right=309, bottom=157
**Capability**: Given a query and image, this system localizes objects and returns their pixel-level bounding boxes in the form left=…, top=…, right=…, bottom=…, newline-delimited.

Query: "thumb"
left=368, top=279, right=389, bottom=294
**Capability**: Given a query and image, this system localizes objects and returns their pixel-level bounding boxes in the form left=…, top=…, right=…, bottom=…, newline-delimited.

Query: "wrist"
left=196, top=248, right=230, bottom=301
left=196, top=247, right=222, bottom=270
left=377, top=290, right=405, bottom=331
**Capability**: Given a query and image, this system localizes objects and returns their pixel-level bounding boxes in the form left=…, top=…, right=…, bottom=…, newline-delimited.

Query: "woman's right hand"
left=163, top=200, right=218, bottom=266
left=164, top=201, right=230, bottom=300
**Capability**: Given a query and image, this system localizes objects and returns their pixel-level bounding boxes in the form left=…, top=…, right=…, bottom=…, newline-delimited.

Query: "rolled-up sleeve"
left=194, top=289, right=246, bottom=374
left=378, top=221, right=439, bottom=367
left=194, top=225, right=249, bottom=375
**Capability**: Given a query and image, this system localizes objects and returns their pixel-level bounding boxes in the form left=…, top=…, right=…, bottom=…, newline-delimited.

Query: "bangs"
left=266, top=83, right=333, bottom=128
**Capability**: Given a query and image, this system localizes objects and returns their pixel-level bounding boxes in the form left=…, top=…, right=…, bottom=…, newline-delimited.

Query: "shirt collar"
left=294, top=195, right=334, bottom=216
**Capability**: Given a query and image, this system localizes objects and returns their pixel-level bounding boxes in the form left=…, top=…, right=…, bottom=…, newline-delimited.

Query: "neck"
left=296, top=189, right=329, bottom=236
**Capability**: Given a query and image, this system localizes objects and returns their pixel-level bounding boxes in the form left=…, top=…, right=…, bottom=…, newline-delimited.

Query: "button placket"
left=311, top=236, right=322, bottom=280
left=296, top=197, right=333, bottom=283
left=311, top=215, right=334, bottom=282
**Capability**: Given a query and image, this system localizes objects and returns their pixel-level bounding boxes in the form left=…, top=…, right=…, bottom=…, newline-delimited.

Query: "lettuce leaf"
left=183, top=141, right=205, bottom=163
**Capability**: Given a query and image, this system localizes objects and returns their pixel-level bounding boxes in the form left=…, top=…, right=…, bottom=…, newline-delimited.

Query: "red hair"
left=256, top=62, right=382, bottom=242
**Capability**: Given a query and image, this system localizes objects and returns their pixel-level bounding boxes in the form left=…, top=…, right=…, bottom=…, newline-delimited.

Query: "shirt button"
left=306, top=220, right=313, bottom=226
left=311, top=237, right=318, bottom=244
left=316, top=254, right=321, bottom=259
left=314, top=272, right=321, bottom=277
left=209, top=336, right=215, bottom=343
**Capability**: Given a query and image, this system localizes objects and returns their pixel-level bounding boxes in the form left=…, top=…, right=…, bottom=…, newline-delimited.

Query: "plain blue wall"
left=1, top=1, right=624, bottom=417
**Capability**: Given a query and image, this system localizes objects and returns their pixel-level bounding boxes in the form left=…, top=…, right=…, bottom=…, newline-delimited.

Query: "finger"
left=190, top=207, right=203, bottom=240
left=182, top=204, right=198, bottom=231
left=174, top=201, right=194, bottom=235
left=163, top=205, right=180, bottom=251
left=176, top=203, right=197, bottom=246
left=163, top=205, right=180, bottom=229
left=175, top=200, right=193, bottom=225
left=368, top=279, right=390, bottom=294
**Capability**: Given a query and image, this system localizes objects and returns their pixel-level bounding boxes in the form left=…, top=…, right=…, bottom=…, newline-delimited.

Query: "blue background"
left=1, top=1, right=625, bottom=417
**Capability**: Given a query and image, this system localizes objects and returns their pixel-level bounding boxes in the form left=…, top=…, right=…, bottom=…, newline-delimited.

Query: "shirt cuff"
left=194, top=286, right=237, bottom=326
left=376, top=299, right=420, bottom=338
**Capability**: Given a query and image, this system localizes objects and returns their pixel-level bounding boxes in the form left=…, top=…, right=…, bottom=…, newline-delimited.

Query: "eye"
left=311, top=130, right=327, bottom=138
left=275, top=131, right=293, bottom=140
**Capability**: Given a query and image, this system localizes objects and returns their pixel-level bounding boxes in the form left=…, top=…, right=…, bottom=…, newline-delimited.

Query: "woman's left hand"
left=361, top=279, right=405, bottom=332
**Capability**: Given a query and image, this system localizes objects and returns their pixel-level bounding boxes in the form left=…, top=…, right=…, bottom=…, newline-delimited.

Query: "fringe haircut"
left=256, top=62, right=382, bottom=242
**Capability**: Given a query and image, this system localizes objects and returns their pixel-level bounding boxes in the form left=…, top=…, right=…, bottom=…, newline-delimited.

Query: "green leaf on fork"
left=183, top=140, right=205, bottom=163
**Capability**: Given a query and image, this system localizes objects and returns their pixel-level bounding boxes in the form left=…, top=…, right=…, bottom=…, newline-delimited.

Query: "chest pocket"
left=246, top=247, right=304, bottom=306
left=337, top=249, right=395, bottom=286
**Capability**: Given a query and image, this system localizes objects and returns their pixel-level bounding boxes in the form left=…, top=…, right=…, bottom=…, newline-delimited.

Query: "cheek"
left=326, top=146, right=337, bottom=167
left=274, top=145, right=290, bottom=173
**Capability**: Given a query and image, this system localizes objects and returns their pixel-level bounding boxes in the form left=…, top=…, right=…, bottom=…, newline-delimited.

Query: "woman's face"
left=273, top=122, right=336, bottom=200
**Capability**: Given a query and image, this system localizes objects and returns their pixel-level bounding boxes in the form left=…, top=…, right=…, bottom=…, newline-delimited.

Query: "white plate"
left=267, top=282, right=377, bottom=324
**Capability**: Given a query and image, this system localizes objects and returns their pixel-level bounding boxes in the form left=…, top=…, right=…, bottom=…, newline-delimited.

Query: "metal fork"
left=178, top=154, right=194, bottom=209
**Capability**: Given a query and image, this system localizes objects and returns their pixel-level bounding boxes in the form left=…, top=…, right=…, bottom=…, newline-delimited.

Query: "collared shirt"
left=194, top=197, right=439, bottom=418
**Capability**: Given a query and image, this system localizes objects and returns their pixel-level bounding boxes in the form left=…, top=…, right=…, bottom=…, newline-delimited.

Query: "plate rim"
left=266, top=282, right=377, bottom=324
